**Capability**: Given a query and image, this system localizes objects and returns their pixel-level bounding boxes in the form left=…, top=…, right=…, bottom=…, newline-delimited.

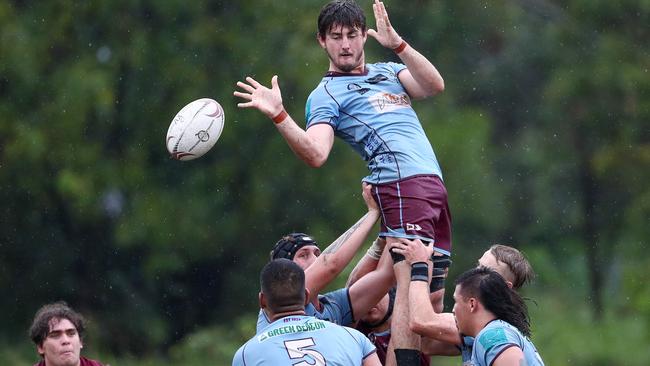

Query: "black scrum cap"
left=270, top=233, right=319, bottom=260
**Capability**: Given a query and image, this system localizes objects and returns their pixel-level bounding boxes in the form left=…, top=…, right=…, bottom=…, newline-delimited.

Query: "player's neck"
left=472, top=314, right=498, bottom=337
left=328, top=61, right=366, bottom=75
left=270, top=309, right=306, bottom=322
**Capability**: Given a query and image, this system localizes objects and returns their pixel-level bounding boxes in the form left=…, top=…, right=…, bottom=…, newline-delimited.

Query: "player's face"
left=37, top=318, right=82, bottom=366
left=319, top=24, right=367, bottom=73
left=293, top=245, right=321, bottom=270
left=452, top=285, right=472, bottom=336
left=477, top=250, right=514, bottom=287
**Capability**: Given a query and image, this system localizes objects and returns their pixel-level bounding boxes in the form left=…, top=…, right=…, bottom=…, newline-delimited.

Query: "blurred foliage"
left=0, top=0, right=648, bottom=364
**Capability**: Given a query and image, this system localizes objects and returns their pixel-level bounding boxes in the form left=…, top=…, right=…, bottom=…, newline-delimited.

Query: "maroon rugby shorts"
left=372, top=175, right=452, bottom=255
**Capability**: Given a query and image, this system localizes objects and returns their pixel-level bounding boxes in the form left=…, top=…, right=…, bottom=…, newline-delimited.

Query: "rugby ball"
left=166, top=98, right=225, bottom=160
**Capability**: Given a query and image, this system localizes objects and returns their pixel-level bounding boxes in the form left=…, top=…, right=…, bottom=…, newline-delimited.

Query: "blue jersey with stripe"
left=234, top=315, right=376, bottom=366
left=459, top=336, right=474, bottom=365
left=256, top=288, right=353, bottom=333
left=471, top=320, right=544, bottom=366
left=306, top=62, right=442, bottom=184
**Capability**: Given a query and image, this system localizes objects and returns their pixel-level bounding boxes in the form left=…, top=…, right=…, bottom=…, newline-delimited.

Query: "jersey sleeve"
left=477, top=326, right=521, bottom=365
left=305, top=85, right=338, bottom=129
left=320, top=287, right=354, bottom=326
left=385, top=61, right=407, bottom=76
left=342, top=326, right=377, bottom=359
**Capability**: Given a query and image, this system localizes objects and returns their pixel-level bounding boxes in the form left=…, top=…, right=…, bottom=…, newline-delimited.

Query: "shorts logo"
left=406, top=223, right=422, bottom=231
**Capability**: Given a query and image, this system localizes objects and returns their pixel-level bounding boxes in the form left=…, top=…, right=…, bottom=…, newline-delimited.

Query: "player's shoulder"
left=476, top=320, right=521, bottom=349
left=307, top=77, right=330, bottom=101
left=334, top=323, right=373, bottom=343
left=232, top=337, right=256, bottom=366
left=367, top=61, right=406, bottom=75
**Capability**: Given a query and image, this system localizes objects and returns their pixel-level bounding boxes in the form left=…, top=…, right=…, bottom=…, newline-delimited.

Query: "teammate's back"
left=234, top=315, right=376, bottom=365
left=233, top=259, right=380, bottom=366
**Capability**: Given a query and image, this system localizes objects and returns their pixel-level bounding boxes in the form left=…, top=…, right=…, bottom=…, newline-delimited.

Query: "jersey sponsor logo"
left=368, top=92, right=411, bottom=113
left=257, top=320, right=327, bottom=342
left=348, top=83, right=371, bottom=95
left=365, top=74, right=389, bottom=84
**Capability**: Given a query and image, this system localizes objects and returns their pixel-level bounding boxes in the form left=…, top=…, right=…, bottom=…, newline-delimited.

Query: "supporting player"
left=234, top=2, right=451, bottom=363
left=451, top=267, right=545, bottom=365
left=391, top=240, right=539, bottom=364
left=233, top=259, right=381, bottom=365
left=256, top=183, right=395, bottom=332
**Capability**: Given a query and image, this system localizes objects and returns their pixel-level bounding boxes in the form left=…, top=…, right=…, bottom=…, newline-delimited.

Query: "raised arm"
left=348, top=242, right=395, bottom=320
left=233, top=75, right=334, bottom=167
left=304, top=183, right=380, bottom=305
left=367, top=0, right=444, bottom=99
left=391, top=238, right=462, bottom=346
left=346, top=237, right=386, bottom=287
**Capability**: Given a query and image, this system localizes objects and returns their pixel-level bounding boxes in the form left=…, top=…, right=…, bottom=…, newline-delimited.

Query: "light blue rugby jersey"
left=471, top=319, right=544, bottom=366
left=234, top=315, right=376, bottom=366
left=256, top=288, right=353, bottom=333
left=306, top=62, right=443, bottom=184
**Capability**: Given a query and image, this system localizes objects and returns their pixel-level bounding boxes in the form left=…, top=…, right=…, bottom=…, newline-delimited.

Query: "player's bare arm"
left=348, top=241, right=395, bottom=322
left=420, top=337, right=461, bottom=357
left=367, top=0, right=444, bottom=99
left=363, top=352, right=382, bottom=366
left=346, top=237, right=386, bottom=287
left=305, top=183, right=380, bottom=305
left=234, top=75, right=333, bottom=167
left=391, top=238, right=462, bottom=346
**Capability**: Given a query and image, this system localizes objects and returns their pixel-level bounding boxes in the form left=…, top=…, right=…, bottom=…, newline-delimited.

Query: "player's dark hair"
left=455, top=267, right=531, bottom=337
left=260, top=259, right=306, bottom=313
left=490, top=244, right=535, bottom=289
left=318, top=0, right=367, bottom=39
left=29, top=301, right=86, bottom=346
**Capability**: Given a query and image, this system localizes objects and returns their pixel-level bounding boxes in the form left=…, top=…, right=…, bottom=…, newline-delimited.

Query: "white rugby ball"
left=166, top=98, right=225, bottom=160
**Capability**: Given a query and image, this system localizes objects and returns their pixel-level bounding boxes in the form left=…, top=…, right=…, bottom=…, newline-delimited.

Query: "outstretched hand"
left=367, top=0, right=402, bottom=49
left=233, top=75, right=284, bottom=119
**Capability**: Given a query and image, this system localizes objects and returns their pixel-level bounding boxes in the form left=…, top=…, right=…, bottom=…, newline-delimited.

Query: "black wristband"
left=411, top=262, right=429, bottom=282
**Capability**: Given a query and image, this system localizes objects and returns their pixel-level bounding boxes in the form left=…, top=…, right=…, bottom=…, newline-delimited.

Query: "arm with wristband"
left=367, top=0, right=444, bottom=100
left=391, top=238, right=463, bottom=347
left=233, top=75, right=334, bottom=168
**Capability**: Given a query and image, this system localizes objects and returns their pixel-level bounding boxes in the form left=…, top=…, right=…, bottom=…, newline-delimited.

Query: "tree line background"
left=1, top=0, right=648, bottom=365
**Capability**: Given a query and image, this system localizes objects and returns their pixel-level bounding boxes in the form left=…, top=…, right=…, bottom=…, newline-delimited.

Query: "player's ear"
left=259, top=292, right=267, bottom=309
left=506, top=280, right=514, bottom=289
left=469, top=298, right=477, bottom=312
left=316, top=32, right=326, bottom=48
